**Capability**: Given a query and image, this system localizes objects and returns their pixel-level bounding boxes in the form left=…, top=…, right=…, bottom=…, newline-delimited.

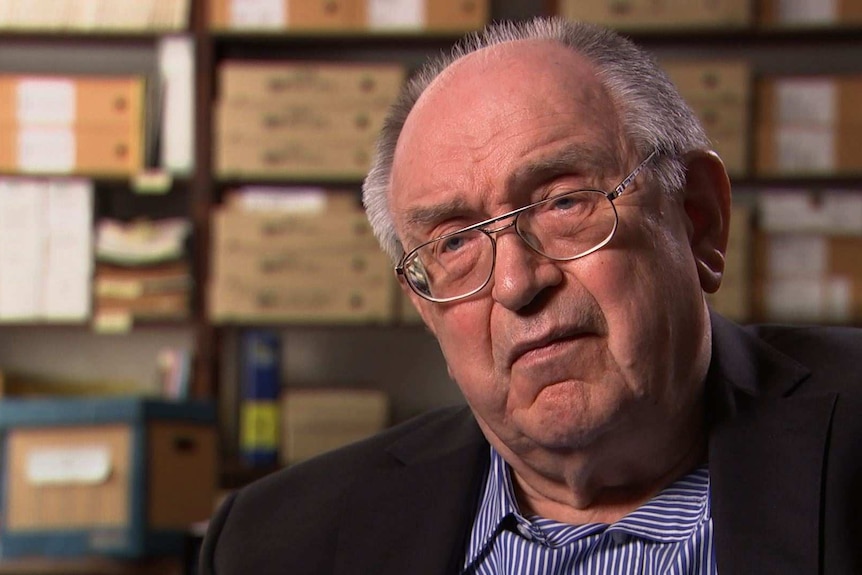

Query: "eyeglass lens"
left=404, top=189, right=617, bottom=301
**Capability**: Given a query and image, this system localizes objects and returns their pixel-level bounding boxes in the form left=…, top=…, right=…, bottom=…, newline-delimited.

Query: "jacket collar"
left=707, top=312, right=837, bottom=575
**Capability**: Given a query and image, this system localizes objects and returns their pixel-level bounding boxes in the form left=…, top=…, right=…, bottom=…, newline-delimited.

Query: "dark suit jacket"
left=199, top=313, right=862, bottom=574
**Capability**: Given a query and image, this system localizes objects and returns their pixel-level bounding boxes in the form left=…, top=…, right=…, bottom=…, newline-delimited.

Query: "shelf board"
left=0, top=556, right=184, bottom=575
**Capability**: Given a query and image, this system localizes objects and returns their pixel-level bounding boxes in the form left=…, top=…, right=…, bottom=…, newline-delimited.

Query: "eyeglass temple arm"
left=608, top=149, right=658, bottom=201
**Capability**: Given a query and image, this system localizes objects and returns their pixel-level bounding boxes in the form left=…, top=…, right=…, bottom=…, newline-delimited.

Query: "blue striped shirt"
left=462, top=447, right=717, bottom=574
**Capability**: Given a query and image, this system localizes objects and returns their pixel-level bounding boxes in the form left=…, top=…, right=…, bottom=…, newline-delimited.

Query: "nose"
left=490, top=226, right=563, bottom=311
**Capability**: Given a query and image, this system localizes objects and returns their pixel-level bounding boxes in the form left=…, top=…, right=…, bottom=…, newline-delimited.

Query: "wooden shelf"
left=0, top=556, right=185, bottom=575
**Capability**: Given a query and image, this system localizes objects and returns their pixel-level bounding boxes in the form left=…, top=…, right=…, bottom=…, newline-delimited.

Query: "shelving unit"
left=1, top=0, right=862, bottom=570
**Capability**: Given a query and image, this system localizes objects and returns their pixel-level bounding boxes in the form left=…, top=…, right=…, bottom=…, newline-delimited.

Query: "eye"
left=548, top=192, right=584, bottom=211
left=440, top=233, right=468, bottom=254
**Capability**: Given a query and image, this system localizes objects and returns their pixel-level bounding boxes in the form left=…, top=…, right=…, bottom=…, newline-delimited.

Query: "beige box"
left=0, top=398, right=217, bottom=558
left=280, top=388, right=389, bottom=464
left=213, top=207, right=378, bottom=251
left=215, top=132, right=377, bottom=180
left=752, top=233, right=862, bottom=322
left=759, top=0, right=862, bottom=26
left=208, top=0, right=360, bottom=31
left=212, top=244, right=392, bottom=287
left=218, top=61, right=404, bottom=106
left=556, top=0, right=751, bottom=30
left=209, top=274, right=397, bottom=324
left=0, top=123, right=143, bottom=175
left=662, top=60, right=751, bottom=176
left=0, top=75, right=145, bottom=127
left=357, top=0, right=488, bottom=32
left=755, top=76, right=862, bottom=176
left=215, top=100, right=388, bottom=141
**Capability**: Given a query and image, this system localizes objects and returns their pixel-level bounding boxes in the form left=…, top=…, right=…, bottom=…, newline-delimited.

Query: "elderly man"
left=200, top=17, right=862, bottom=574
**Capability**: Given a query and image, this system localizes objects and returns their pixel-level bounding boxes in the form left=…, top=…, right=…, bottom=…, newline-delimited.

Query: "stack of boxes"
left=753, top=190, right=862, bottom=323
left=209, top=189, right=397, bottom=323
left=207, top=0, right=488, bottom=33
left=662, top=60, right=751, bottom=177
left=556, top=0, right=751, bottom=29
left=755, top=75, right=862, bottom=176
left=0, top=75, right=146, bottom=176
left=758, top=0, right=862, bottom=27
left=214, top=62, right=404, bottom=181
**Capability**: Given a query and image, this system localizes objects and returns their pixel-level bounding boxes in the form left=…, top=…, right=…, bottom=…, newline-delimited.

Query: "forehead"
left=390, top=40, right=624, bottom=227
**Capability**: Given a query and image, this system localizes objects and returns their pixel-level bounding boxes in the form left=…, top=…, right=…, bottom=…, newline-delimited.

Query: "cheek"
left=431, top=303, right=509, bottom=412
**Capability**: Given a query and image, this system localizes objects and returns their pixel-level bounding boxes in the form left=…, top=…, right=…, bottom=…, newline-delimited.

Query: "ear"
left=681, top=150, right=731, bottom=294
left=397, top=273, right=439, bottom=336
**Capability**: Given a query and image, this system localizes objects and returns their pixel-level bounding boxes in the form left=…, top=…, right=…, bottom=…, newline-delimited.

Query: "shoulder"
left=749, top=323, right=862, bottom=375
left=199, top=405, right=480, bottom=574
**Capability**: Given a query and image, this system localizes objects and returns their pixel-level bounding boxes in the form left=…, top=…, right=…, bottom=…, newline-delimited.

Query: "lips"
left=507, top=326, right=590, bottom=368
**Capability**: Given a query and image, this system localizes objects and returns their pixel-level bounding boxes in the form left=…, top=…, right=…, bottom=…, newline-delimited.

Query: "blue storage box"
left=0, top=397, right=217, bottom=559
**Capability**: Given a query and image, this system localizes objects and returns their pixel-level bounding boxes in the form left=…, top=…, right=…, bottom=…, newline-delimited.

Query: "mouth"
left=508, top=327, right=590, bottom=368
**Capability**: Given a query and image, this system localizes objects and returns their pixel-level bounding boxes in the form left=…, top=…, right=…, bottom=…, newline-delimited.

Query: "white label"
left=18, top=127, right=75, bottom=173
left=775, top=78, right=836, bottom=126
left=777, top=0, right=837, bottom=23
left=823, top=191, right=862, bottom=234
left=236, top=187, right=328, bottom=213
left=367, top=0, right=425, bottom=29
left=775, top=125, right=834, bottom=172
left=17, top=79, right=76, bottom=124
left=767, top=234, right=827, bottom=278
left=229, top=0, right=285, bottom=28
left=26, top=446, right=112, bottom=486
left=825, top=276, right=851, bottom=322
left=766, top=278, right=824, bottom=322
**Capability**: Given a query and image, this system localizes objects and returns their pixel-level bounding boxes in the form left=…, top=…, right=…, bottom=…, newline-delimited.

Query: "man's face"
left=389, top=41, right=713, bottom=465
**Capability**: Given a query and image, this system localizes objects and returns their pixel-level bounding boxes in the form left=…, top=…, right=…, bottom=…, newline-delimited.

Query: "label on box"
left=776, top=78, right=836, bottom=125
left=229, top=0, right=285, bottom=28
left=16, top=79, right=75, bottom=124
left=766, top=278, right=823, bottom=321
left=777, top=0, right=836, bottom=24
left=26, top=446, right=112, bottom=486
left=767, top=234, right=827, bottom=277
left=18, top=126, right=75, bottom=173
left=367, top=0, right=425, bottom=29
left=775, top=125, right=834, bottom=172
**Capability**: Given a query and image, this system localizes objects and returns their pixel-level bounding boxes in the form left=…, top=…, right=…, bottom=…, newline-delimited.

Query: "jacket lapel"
left=707, top=313, right=837, bottom=575
left=333, top=408, right=489, bottom=575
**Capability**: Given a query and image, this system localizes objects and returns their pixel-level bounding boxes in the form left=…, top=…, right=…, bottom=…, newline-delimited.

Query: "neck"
left=500, top=404, right=707, bottom=525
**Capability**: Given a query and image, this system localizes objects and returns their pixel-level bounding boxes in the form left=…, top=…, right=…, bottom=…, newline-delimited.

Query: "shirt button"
left=611, top=531, right=629, bottom=545
left=516, top=523, right=534, bottom=540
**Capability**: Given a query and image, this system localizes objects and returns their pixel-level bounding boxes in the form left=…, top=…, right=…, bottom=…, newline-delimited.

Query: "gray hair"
left=362, top=16, right=711, bottom=262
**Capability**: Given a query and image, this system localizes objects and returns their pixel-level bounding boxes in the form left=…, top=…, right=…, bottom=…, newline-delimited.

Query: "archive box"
left=0, top=397, right=217, bottom=559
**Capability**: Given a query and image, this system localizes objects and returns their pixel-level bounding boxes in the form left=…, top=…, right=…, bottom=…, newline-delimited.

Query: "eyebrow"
left=505, top=144, right=621, bottom=194
left=399, top=144, right=621, bottom=244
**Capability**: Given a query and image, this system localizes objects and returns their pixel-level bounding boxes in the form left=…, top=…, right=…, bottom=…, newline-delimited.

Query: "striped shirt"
left=462, top=447, right=717, bottom=574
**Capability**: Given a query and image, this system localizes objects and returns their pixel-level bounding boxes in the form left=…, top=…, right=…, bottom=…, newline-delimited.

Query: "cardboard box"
left=0, top=124, right=143, bottom=175
left=280, top=388, right=389, bottom=464
left=556, top=0, right=751, bottom=30
left=662, top=60, right=751, bottom=176
left=215, top=133, right=377, bottom=180
left=0, top=398, right=217, bottom=559
left=757, top=189, right=862, bottom=235
left=752, top=233, right=862, bottom=322
left=212, top=207, right=378, bottom=251
left=208, top=0, right=360, bottom=31
left=359, top=0, right=488, bottom=32
left=0, top=75, right=145, bottom=127
left=209, top=274, right=397, bottom=323
left=759, top=0, right=862, bottom=26
left=218, top=61, right=404, bottom=106
left=755, top=75, right=862, bottom=176
left=215, top=100, right=388, bottom=140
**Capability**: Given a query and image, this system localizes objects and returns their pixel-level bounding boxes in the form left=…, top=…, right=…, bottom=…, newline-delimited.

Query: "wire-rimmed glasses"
left=396, top=150, right=658, bottom=303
